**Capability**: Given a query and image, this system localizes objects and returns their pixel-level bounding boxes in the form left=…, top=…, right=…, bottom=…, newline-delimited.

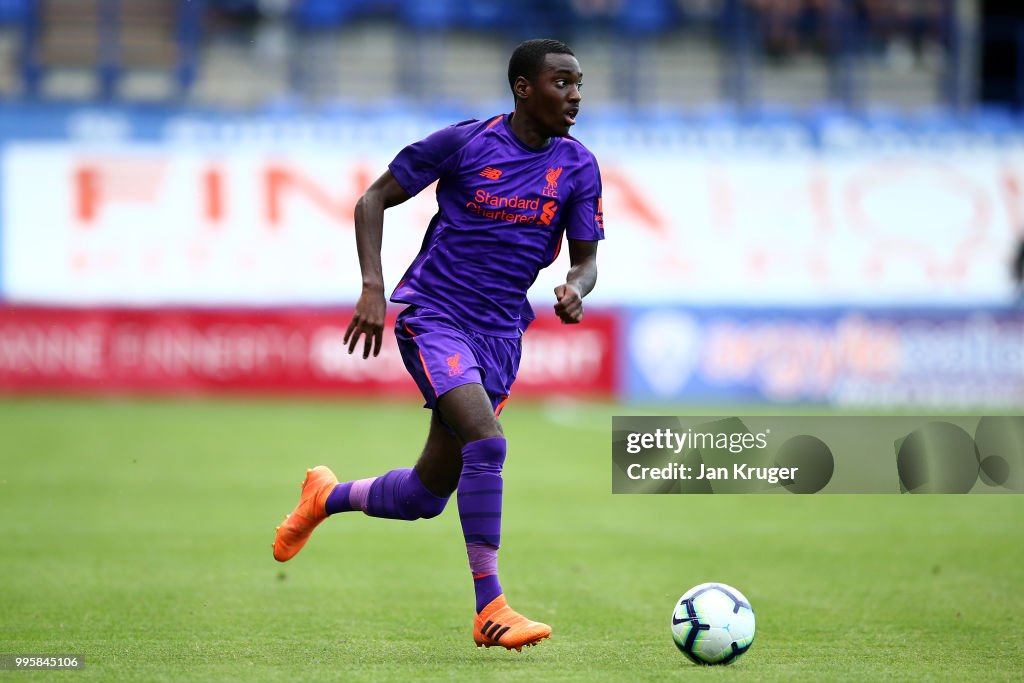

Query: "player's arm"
left=554, top=239, right=598, bottom=324
left=344, top=171, right=412, bottom=358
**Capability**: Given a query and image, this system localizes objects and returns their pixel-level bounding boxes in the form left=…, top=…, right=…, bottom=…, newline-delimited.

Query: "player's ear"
left=514, top=75, right=531, bottom=100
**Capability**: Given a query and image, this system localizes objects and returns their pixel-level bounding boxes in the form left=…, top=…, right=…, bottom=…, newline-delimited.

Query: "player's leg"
left=318, top=310, right=475, bottom=521
left=436, top=382, right=551, bottom=651
left=272, top=413, right=458, bottom=563
left=316, top=410, right=461, bottom=520
left=434, top=383, right=504, bottom=610
left=412, top=409, right=464, bottom=496
left=273, top=306, right=472, bottom=562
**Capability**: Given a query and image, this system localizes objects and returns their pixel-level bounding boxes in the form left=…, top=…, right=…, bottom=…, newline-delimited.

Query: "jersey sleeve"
left=387, top=119, right=480, bottom=196
left=563, top=152, right=605, bottom=241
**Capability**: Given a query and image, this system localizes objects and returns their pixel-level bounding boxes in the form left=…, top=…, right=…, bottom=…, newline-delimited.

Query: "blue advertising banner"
left=623, top=307, right=1024, bottom=407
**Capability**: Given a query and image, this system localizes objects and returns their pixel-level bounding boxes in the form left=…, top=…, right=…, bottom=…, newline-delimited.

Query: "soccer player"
left=272, top=38, right=603, bottom=651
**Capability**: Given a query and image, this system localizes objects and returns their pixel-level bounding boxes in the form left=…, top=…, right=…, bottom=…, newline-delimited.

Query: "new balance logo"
left=479, top=167, right=503, bottom=180
left=481, top=619, right=511, bottom=642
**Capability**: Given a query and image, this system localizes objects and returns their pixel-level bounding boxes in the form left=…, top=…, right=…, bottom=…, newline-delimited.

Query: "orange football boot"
left=473, top=595, right=552, bottom=651
left=272, top=465, right=338, bottom=562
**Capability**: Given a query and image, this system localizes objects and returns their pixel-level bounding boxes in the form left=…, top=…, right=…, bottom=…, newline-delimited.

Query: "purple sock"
left=326, top=472, right=445, bottom=519
left=458, top=437, right=507, bottom=612
left=325, top=478, right=375, bottom=516
left=469, top=543, right=502, bottom=613
left=363, top=468, right=448, bottom=521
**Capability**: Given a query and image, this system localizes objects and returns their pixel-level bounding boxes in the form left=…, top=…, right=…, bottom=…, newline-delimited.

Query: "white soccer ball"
left=670, top=582, right=755, bottom=665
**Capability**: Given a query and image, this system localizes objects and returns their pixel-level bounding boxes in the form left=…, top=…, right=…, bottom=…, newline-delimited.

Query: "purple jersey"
left=388, top=113, right=604, bottom=338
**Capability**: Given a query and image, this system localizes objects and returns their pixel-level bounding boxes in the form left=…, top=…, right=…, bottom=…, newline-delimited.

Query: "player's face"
left=527, top=53, right=583, bottom=138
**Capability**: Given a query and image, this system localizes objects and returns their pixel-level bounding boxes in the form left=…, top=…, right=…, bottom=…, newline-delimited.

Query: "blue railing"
left=16, top=0, right=203, bottom=100
left=5, top=0, right=1013, bottom=113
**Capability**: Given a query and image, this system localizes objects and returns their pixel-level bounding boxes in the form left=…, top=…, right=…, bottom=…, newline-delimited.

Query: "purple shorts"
left=395, top=305, right=521, bottom=417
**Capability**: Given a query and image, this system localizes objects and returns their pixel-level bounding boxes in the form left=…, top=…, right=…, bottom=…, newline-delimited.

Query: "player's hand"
left=553, top=283, right=583, bottom=324
left=345, top=288, right=386, bottom=358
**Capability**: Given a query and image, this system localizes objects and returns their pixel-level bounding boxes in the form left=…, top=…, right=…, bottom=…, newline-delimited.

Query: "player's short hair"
left=507, top=39, right=575, bottom=96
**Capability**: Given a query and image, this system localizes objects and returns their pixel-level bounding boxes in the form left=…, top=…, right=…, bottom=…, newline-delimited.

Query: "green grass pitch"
left=1, top=397, right=1022, bottom=682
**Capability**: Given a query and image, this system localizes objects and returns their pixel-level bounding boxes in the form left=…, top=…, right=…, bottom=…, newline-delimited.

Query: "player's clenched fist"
left=553, top=283, right=583, bottom=324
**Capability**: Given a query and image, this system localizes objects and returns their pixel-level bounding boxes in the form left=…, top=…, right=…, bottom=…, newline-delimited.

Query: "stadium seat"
left=208, top=0, right=260, bottom=14
left=399, top=0, right=457, bottom=31
left=971, top=104, right=1018, bottom=131
left=458, top=0, right=510, bottom=31
left=615, top=0, right=677, bottom=36
left=291, top=0, right=364, bottom=29
left=0, top=0, right=27, bottom=24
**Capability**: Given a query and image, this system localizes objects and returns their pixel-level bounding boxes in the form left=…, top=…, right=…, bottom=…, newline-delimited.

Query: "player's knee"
left=395, top=492, right=449, bottom=520
left=416, top=495, right=449, bottom=520
left=459, top=419, right=503, bottom=444
left=397, top=468, right=451, bottom=520
left=461, top=436, right=507, bottom=476
left=436, top=385, right=504, bottom=443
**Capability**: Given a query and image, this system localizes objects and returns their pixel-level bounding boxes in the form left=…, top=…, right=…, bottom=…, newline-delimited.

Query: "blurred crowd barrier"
left=0, top=0, right=964, bottom=110
left=0, top=103, right=1021, bottom=407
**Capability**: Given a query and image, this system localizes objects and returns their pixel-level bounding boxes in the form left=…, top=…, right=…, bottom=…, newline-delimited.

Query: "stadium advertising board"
left=0, top=306, right=618, bottom=398
left=1, top=111, right=1021, bottom=307
left=624, top=307, right=1024, bottom=407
